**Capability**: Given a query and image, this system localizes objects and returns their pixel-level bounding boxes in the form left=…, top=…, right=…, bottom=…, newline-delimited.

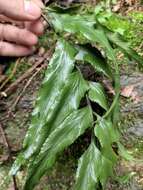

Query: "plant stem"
left=103, top=59, right=120, bottom=121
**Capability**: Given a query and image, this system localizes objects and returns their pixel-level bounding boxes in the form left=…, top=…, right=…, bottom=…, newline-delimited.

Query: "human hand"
left=0, top=0, right=44, bottom=56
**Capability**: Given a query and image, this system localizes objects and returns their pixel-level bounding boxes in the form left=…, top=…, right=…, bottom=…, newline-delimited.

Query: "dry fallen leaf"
left=125, top=0, right=136, bottom=6
left=121, top=85, right=134, bottom=97
left=112, top=2, right=121, bottom=12
left=121, top=85, right=141, bottom=103
left=7, top=184, right=15, bottom=190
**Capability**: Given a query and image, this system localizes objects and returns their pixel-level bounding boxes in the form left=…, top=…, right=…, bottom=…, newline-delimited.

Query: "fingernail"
left=24, top=0, right=41, bottom=18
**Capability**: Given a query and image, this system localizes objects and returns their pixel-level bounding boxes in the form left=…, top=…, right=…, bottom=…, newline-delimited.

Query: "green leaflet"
left=24, top=107, right=93, bottom=190
left=94, top=118, right=119, bottom=163
left=23, top=39, right=77, bottom=149
left=10, top=39, right=78, bottom=175
left=107, top=32, right=143, bottom=67
left=88, top=82, right=109, bottom=110
left=48, top=12, right=116, bottom=61
left=75, top=118, right=119, bottom=190
left=75, top=141, right=113, bottom=190
left=23, top=39, right=77, bottom=148
left=75, top=46, right=112, bottom=78
left=48, top=12, right=96, bottom=34
left=95, top=118, right=119, bottom=147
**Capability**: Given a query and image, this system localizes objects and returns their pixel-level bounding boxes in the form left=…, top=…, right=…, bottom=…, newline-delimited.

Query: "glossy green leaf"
left=75, top=141, right=113, bottom=190
left=48, top=11, right=116, bottom=61
left=75, top=46, right=112, bottom=78
left=95, top=118, right=119, bottom=146
left=88, top=82, right=109, bottom=110
left=48, top=12, right=95, bottom=34
left=94, top=118, right=119, bottom=163
left=23, top=39, right=77, bottom=150
left=24, top=107, right=93, bottom=190
left=75, top=117, right=120, bottom=190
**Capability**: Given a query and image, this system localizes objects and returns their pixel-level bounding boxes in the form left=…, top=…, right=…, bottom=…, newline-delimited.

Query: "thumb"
left=0, top=0, right=42, bottom=21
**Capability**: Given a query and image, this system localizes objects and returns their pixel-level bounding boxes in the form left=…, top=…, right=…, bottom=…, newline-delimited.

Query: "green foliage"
left=75, top=141, right=113, bottom=190
left=129, top=11, right=143, bottom=22
left=88, top=82, right=109, bottom=111
left=10, top=5, right=143, bottom=190
left=95, top=8, right=143, bottom=48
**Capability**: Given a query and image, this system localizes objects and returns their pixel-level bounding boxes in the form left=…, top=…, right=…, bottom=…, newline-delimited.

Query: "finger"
left=0, top=0, right=41, bottom=21
left=0, top=23, right=38, bottom=46
left=32, top=0, right=44, bottom=8
left=24, top=0, right=44, bottom=35
left=0, top=41, right=35, bottom=56
left=25, top=19, right=44, bottom=36
left=0, top=14, right=24, bottom=28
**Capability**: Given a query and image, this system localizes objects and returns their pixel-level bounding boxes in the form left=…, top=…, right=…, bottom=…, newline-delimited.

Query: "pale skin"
left=0, top=0, right=44, bottom=56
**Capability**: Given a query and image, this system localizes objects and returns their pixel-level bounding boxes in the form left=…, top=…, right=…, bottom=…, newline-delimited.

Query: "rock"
left=128, top=119, right=143, bottom=137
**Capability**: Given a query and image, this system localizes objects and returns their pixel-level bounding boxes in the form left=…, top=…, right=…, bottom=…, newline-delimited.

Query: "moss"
left=98, top=10, right=143, bottom=49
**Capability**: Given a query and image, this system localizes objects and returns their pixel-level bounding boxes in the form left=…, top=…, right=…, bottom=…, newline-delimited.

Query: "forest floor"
left=0, top=0, right=143, bottom=190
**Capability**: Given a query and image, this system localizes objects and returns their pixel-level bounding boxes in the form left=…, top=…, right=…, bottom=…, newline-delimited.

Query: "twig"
left=0, top=50, right=52, bottom=99
left=0, top=123, right=18, bottom=190
left=0, top=58, right=21, bottom=91
left=10, top=64, right=47, bottom=112
left=0, top=123, right=10, bottom=149
left=42, top=13, right=50, bottom=25
left=12, top=177, right=18, bottom=190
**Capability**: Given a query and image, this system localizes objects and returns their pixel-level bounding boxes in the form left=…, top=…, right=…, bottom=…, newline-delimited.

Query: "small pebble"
left=38, top=47, right=45, bottom=57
